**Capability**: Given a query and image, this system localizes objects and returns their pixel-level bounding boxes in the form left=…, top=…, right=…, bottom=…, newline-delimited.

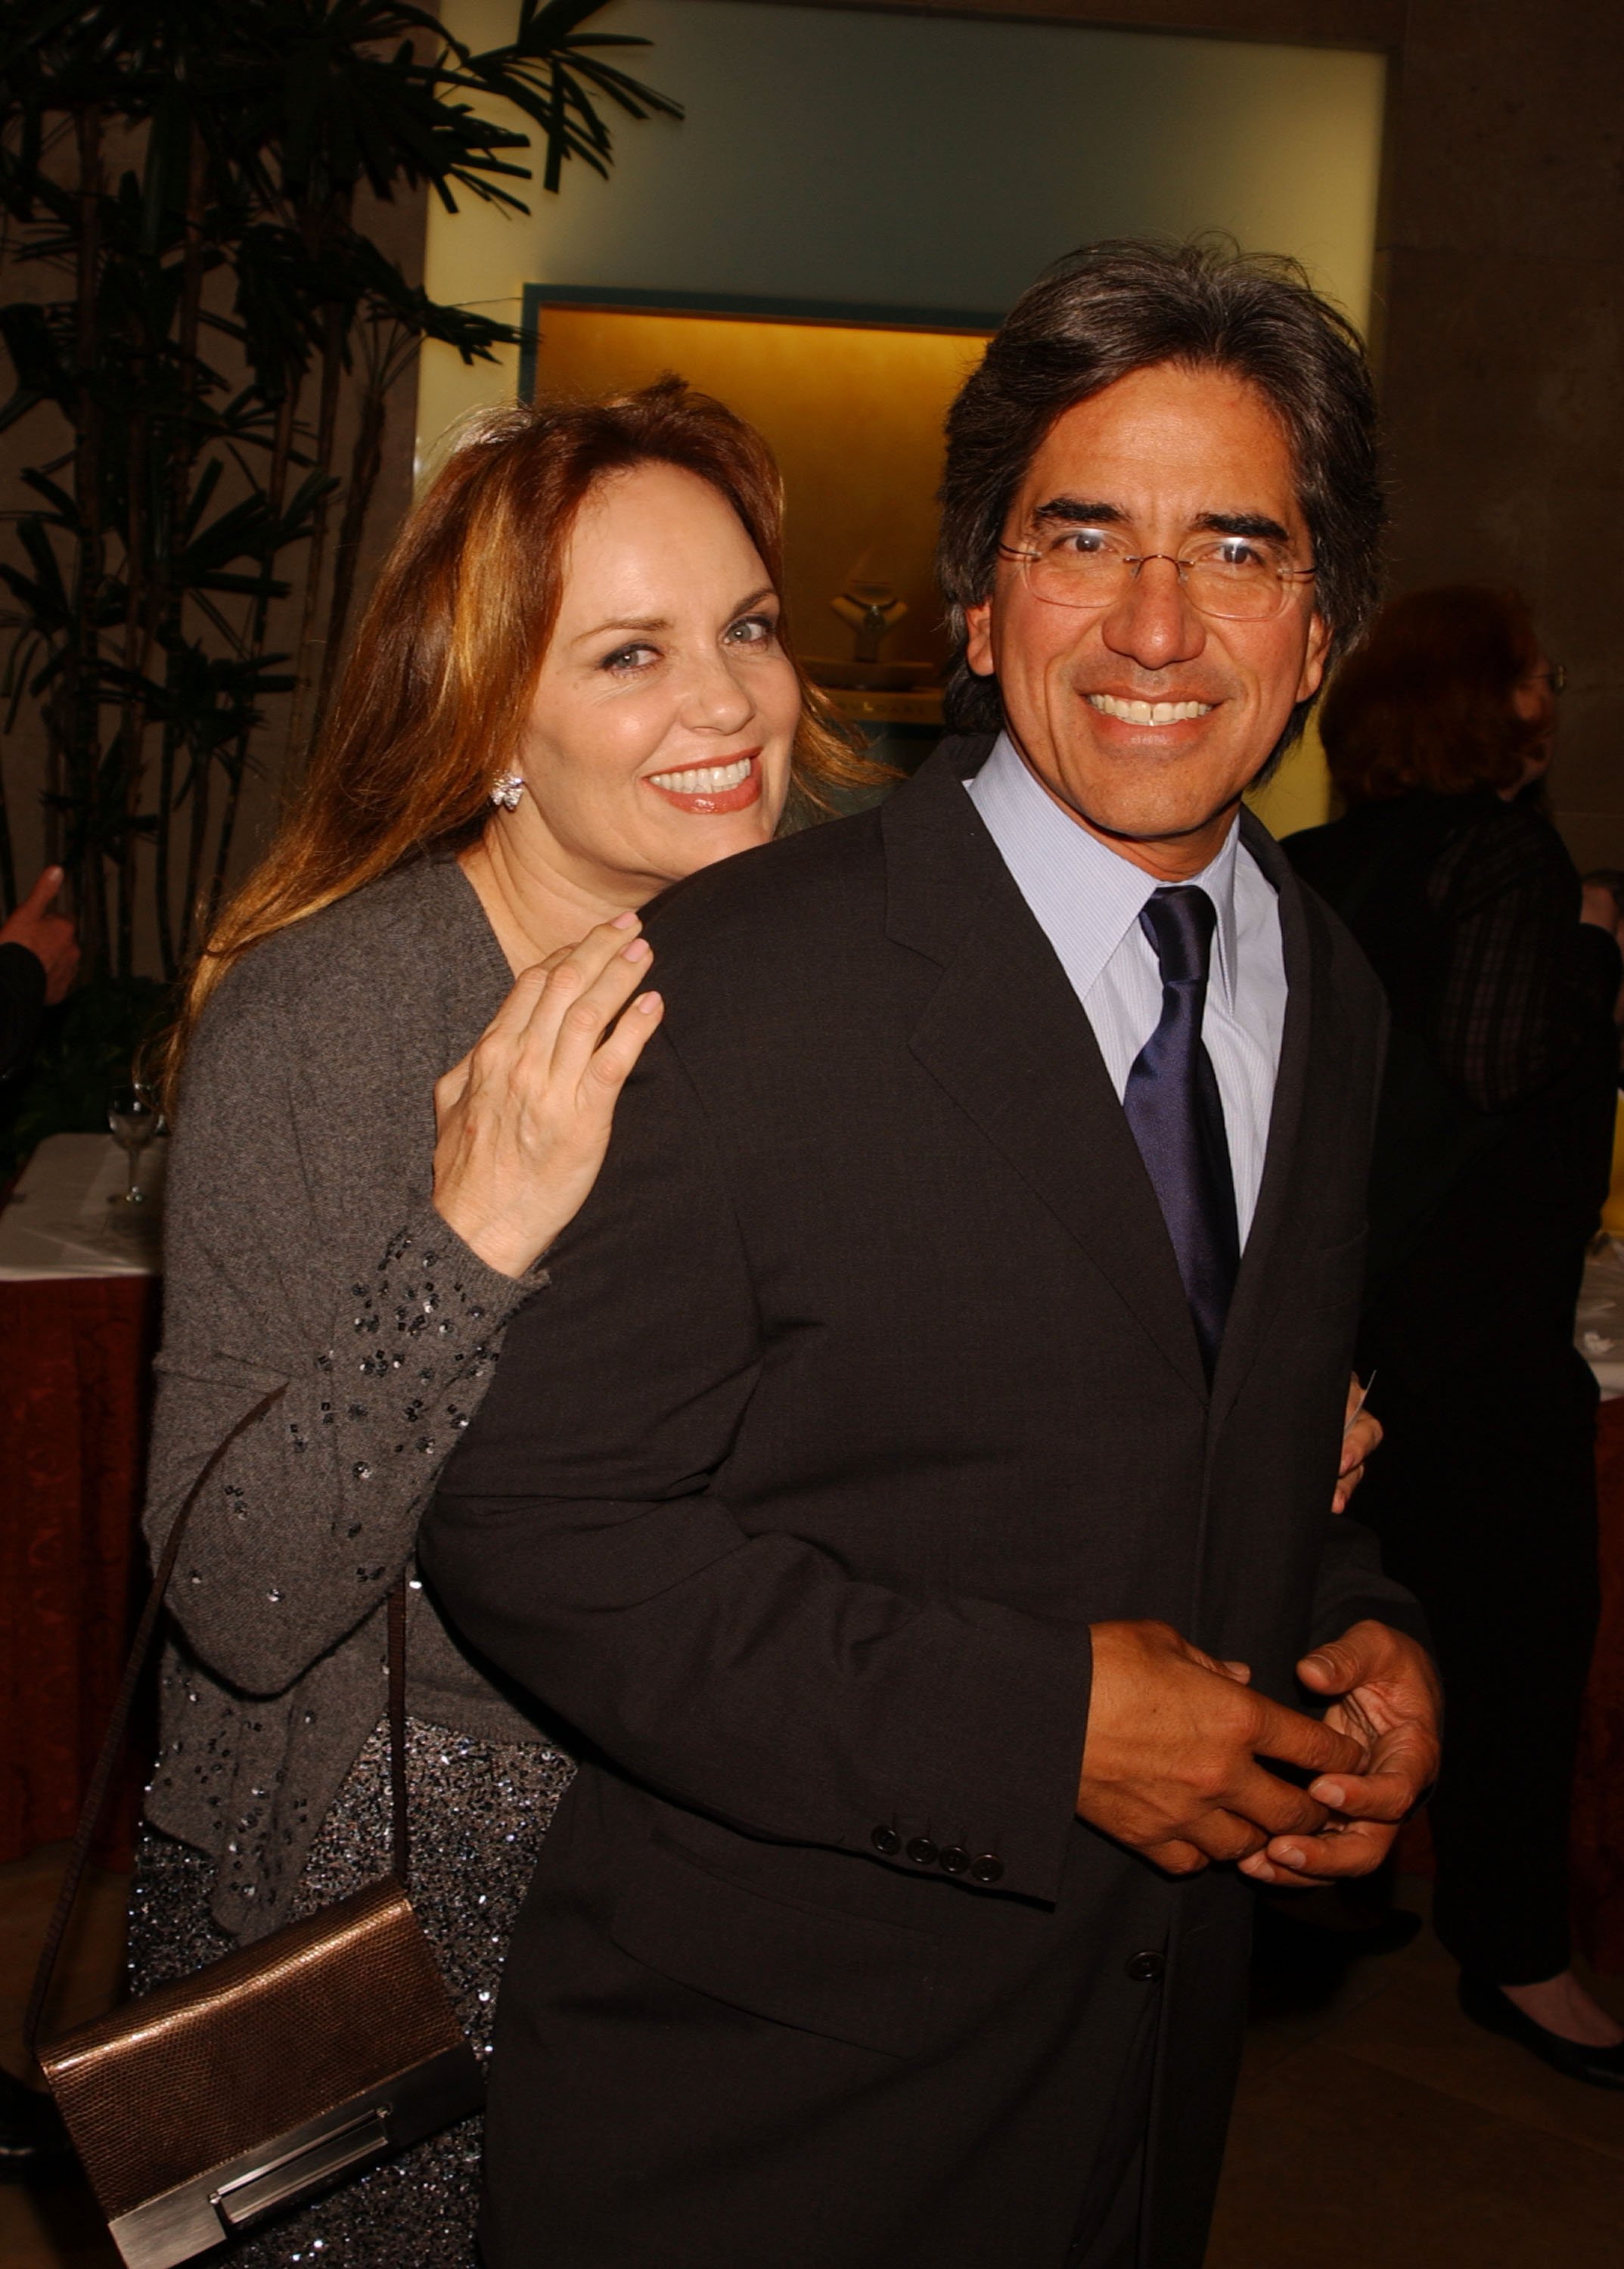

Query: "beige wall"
left=420, top=0, right=1386, bottom=476
left=1377, top=0, right=1624, bottom=870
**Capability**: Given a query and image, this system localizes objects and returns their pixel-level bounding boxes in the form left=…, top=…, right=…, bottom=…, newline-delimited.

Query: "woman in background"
left=1286, top=585, right=1623, bottom=2084
left=132, top=379, right=874, bottom=2264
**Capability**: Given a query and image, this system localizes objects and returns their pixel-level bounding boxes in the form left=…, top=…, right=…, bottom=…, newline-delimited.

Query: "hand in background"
left=1076, top=1619, right=1365, bottom=1876
left=0, top=866, right=79, bottom=1003
left=1579, top=880, right=1622, bottom=937
left=433, top=913, right=663, bottom=1278
left=1240, top=1619, right=1442, bottom=1888
left=1333, top=1372, right=1382, bottom=1513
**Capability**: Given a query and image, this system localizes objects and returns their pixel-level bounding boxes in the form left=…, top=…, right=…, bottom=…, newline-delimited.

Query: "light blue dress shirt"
left=966, top=732, right=1287, bottom=1245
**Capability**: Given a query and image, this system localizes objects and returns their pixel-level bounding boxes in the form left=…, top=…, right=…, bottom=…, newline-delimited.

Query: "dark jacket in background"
left=1287, top=790, right=1618, bottom=1295
left=1286, top=789, right=1618, bottom=1985
left=0, top=939, right=46, bottom=1080
left=424, top=740, right=1421, bottom=2269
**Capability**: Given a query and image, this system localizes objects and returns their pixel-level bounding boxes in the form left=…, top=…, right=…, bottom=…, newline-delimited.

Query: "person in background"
left=130, top=379, right=874, bottom=2265
left=1287, top=585, right=1624, bottom=2084
left=1579, top=869, right=1624, bottom=943
left=1579, top=868, right=1624, bottom=1069
left=0, top=864, right=79, bottom=1079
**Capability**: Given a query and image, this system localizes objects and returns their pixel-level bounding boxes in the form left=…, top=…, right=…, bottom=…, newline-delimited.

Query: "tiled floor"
left=3, top=1850, right=1622, bottom=2266
left=1207, top=1894, right=1624, bottom=2268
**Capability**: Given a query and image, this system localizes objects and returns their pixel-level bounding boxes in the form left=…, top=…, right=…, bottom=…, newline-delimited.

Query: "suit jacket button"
left=871, top=1826, right=902, bottom=1857
left=1126, top=1949, right=1166, bottom=1983
left=968, top=1854, right=1004, bottom=1885
left=938, top=1845, right=970, bottom=1875
left=905, top=1837, right=938, bottom=1867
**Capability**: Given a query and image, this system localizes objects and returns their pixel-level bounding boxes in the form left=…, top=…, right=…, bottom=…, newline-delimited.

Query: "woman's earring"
left=490, top=774, right=526, bottom=812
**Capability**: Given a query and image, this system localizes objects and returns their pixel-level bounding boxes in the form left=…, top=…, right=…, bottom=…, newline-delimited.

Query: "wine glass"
left=107, top=1081, right=158, bottom=1205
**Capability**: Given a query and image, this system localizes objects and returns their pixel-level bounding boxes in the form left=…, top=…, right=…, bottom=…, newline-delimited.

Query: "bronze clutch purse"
left=25, top=1391, right=484, bottom=2269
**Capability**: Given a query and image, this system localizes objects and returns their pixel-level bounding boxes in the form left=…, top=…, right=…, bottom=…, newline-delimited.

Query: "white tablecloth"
left=0, top=1131, right=167, bottom=1282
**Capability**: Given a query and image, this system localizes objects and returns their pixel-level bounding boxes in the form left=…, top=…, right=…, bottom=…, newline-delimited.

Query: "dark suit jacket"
left=0, top=939, right=46, bottom=1080
left=423, top=739, right=1422, bottom=2269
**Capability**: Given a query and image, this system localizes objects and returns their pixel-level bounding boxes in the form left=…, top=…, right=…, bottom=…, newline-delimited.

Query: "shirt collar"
left=965, top=731, right=1240, bottom=1008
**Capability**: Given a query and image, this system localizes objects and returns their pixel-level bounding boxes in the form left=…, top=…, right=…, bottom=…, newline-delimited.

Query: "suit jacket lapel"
left=886, top=743, right=1208, bottom=1404
left=1208, top=812, right=1318, bottom=1427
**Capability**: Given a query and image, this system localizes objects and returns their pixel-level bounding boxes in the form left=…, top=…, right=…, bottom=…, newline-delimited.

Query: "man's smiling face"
left=964, top=361, right=1331, bottom=880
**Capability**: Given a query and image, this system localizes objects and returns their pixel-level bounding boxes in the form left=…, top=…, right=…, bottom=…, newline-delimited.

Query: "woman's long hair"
left=1320, top=584, right=1545, bottom=804
left=169, top=377, right=874, bottom=1073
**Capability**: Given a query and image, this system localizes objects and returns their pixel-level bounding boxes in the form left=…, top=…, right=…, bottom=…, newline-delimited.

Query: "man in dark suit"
left=421, top=241, right=1440, bottom=2269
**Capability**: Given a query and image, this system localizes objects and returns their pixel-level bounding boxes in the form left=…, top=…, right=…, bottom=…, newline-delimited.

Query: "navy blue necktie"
left=1123, top=886, right=1240, bottom=1379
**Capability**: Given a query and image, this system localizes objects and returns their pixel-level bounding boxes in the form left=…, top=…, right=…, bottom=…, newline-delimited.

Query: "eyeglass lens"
left=1011, top=536, right=1308, bottom=621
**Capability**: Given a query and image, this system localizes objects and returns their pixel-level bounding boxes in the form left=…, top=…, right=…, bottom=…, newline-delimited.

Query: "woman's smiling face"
left=508, top=461, right=803, bottom=899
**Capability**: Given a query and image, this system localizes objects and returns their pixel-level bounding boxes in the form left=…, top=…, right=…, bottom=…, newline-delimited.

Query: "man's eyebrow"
left=1027, top=499, right=1293, bottom=545
left=1194, top=511, right=1291, bottom=542
left=1030, top=498, right=1124, bottom=526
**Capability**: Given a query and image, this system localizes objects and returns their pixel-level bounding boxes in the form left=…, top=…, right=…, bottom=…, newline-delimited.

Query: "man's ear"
left=963, top=598, right=997, bottom=678
left=1296, top=610, right=1333, bottom=703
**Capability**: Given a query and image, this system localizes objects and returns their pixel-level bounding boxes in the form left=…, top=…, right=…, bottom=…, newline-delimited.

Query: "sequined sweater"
left=142, top=858, right=551, bottom=1942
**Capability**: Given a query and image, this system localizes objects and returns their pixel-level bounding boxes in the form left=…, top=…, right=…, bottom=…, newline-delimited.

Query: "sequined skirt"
left=127, top=1720, right=574, bottom=2267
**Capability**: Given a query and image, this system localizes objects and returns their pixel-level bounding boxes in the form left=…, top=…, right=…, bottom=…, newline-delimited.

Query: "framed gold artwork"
left=520, top=285, right=995, bottom=723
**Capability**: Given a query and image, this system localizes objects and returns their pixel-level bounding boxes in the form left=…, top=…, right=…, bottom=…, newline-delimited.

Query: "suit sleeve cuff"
left=857, top=1605, right=1090, bottom=1907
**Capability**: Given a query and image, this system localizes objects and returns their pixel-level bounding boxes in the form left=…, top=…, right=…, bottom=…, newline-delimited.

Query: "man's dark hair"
left=938, top=237, right=1385, bottom=754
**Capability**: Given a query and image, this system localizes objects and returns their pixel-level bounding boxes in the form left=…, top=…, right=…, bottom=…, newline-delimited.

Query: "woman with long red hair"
left=128, top=379, right=875, bottom=2264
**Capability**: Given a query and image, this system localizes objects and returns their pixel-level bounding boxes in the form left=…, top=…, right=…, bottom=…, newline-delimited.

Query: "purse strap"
left=388, top=1554, right=409, bottom=1886
left=25, top=1385, right=412, bottom=2062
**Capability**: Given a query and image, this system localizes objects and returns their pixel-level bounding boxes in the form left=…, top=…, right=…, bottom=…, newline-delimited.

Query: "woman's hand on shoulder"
left=432, top=914, right=663, bottom=1277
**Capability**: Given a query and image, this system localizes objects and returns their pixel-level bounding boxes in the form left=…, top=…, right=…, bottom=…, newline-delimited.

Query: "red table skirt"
left=0, top=1274, right=159, bottom=1867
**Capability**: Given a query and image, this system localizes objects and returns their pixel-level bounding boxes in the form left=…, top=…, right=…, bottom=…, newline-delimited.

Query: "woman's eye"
left=601, top=642, right=659, bottom=674
left=725, top=614, right=777, bottom=648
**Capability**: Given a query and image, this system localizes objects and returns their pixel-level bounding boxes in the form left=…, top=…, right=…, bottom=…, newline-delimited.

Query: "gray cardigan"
left=143, top=858, right=551, bottom=1941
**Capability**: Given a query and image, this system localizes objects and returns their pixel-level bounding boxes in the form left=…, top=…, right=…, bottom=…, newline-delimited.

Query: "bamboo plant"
left=0, top=0, right=681, bottom=1001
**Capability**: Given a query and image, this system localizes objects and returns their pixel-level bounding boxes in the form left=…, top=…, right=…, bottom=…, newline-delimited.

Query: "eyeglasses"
left=998, top=527, right=1317, bottom=622
left=1530, top=662, right=1567, bottom=694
